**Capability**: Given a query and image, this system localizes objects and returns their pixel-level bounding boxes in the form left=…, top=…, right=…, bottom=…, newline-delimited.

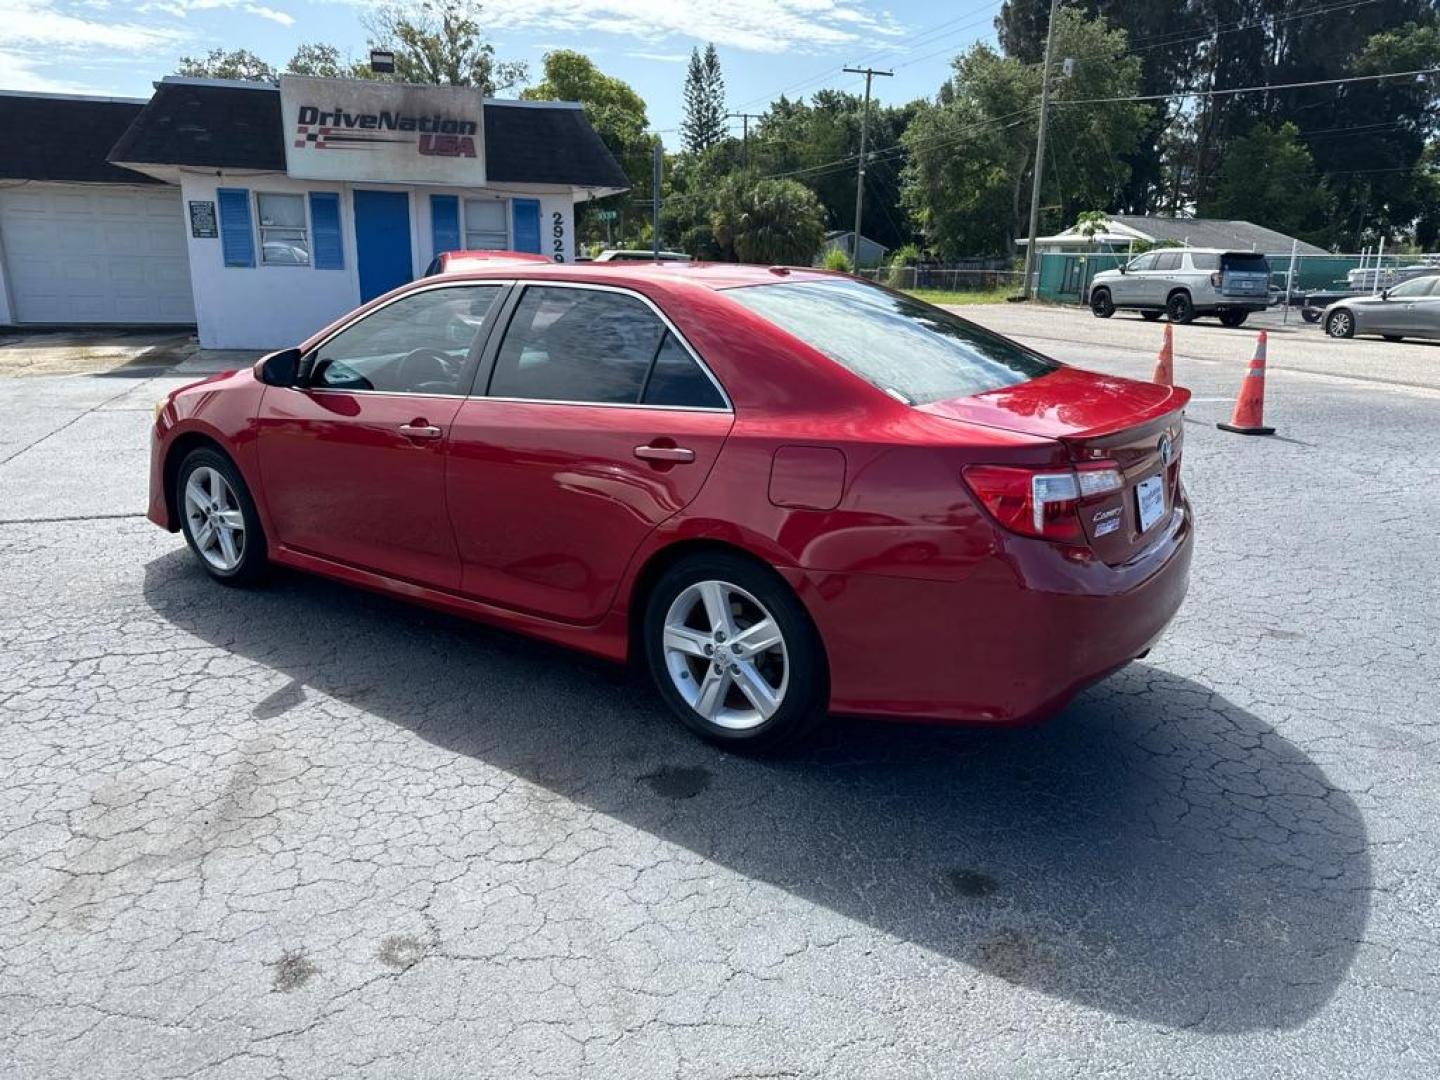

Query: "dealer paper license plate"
left=1135, top=474, right=1166, bottom=533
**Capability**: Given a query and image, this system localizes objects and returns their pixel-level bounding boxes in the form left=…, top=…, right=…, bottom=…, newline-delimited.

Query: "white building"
left=0, top=77, right=629, bottom=349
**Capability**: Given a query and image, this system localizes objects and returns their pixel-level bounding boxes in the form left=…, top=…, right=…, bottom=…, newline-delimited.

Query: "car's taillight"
left=1210, top=271, right=1223, bottom=287
left=962, top=462, right=1123, bottom=545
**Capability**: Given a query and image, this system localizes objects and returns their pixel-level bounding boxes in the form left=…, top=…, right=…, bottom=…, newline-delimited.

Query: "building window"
left=464, top=198, right=508, bottom=250
left=256, top=192, right=311, bottom=266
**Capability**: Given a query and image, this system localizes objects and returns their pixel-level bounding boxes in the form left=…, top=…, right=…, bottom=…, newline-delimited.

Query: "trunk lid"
left=921, top=368, right=1189, bottom=564
left=1219, top=252, right=1271, bottom=300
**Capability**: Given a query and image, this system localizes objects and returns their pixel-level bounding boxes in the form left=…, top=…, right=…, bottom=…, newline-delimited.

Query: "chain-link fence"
left=854, top=266, right=1025, bottom=293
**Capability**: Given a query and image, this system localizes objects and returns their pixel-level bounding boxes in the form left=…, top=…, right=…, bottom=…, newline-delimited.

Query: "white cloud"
left=627, top=51, right=688, bottom=64
left=0, top=48, right=95, bottom=92
left=244, top=3, right=292, bottom=25
left=478, top=0, right=905, bottom=54
left=0, top=0, right=183, bottom=50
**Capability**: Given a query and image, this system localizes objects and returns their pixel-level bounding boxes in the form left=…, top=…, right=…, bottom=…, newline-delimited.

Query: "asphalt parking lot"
left=2, top=306, right=1437, bottom=1078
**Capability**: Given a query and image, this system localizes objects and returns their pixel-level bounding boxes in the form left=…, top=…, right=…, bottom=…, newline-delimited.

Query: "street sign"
left=596, top=209, right=618, bottom=221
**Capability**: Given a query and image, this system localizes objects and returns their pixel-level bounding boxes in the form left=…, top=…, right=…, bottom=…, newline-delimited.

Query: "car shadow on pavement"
left=143, top=552, right=1369, bottom=1034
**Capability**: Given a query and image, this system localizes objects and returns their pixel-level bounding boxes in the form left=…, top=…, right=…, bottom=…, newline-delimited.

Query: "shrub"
left=822, top=247, right=854, bottom=272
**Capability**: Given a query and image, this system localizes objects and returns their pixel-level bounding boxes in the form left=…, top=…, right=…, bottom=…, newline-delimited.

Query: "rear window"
left=725, top=278, right=1057, bottom=404
left=1221, top=253, right=1270, bottom=272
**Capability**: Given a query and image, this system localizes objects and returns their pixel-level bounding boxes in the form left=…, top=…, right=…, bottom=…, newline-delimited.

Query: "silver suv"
left=1086, top=248, right=1272, bottom=326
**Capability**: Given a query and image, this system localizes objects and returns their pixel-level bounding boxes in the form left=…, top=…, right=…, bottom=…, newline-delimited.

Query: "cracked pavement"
left=1, top=314, right=1437, bottom=1078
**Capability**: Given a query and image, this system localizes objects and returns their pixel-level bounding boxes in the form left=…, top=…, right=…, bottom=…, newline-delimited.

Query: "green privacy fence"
left=1036, top=250, right=1440, bottom=303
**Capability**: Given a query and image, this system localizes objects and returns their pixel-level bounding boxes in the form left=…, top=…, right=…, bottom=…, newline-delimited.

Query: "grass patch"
left=904, top=286, right=1021, bottom=306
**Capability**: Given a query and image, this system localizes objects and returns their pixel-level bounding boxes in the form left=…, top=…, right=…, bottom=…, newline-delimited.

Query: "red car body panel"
left=149, top=263, right=1193, bottom=725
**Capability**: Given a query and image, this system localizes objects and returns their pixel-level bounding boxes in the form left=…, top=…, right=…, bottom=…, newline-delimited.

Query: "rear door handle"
left=399, top=423, right=443, bottom=439
left=634, top=444, right=695, bottom=464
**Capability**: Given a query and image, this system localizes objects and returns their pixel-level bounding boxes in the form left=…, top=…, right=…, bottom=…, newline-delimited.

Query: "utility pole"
left=652, top=136, right=662, bottom=260
left=844, top=66, right=891, bottom=267
left=726, top=112, right=762, bottom=167
left=1021, top=0, right=1062, bottom=299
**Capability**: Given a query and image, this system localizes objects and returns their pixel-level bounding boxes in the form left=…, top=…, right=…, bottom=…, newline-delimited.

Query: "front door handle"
left=399, top=423, right=443, bottom=439
left=634, top=444, right=695, bottom=464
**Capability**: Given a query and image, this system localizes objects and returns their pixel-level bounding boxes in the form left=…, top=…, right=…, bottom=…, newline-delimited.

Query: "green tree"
left=901, top=9, right=1150, bottom=256
left=681, top=43, right=726, bottom=153
left=710, top=174, right=827, bottom=264
left=1202, top=122, right=1330, bottom=244
left=522, top=50, right=651, bottom=245
left=746, top=90, right=920, bottom=252
left=175, top=48, right=278, bottom=82
left=364, top=0, right=526, bottom=93
left=286, top=43, right=373, bottom=79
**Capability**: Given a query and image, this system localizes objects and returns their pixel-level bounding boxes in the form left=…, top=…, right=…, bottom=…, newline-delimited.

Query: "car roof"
left=426, top=261, right=842, bottom=292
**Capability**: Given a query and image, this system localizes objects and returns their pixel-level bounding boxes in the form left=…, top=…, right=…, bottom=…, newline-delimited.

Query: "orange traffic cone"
left=1152, top=323, right=1174, bottom=385
left=1217, top=330, right=1276, bottom=436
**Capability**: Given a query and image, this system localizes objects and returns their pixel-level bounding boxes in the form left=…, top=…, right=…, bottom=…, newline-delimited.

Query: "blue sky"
left=1, top=0, right=1001, bottom=135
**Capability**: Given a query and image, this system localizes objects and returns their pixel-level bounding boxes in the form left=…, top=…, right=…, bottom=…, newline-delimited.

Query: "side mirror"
left=259, top=347, right=302, bottom=387
left=1118, top=265, right=1127, bottom=275
left=1380, top=289, right=1390, bottom=301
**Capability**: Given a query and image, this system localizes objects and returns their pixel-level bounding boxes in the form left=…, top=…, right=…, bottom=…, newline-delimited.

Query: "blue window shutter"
left=512, top=198, right=541, bottom=254
left=431, top=194, right=460, bottom=255
left=309, top=192, right=343, bottom=269
left=216, top=188, right=254, bottom=268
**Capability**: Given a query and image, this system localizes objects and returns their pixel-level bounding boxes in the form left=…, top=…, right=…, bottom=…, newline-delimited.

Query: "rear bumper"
left=791, top=497, right=1194, bottom=725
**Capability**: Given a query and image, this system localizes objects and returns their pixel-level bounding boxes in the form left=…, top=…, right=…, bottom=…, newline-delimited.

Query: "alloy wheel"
left=662, top=579, right=789, bottom=731
left=183, top=465, right=246, bottom=572
left=1327, top=311, right=1353, bottom=338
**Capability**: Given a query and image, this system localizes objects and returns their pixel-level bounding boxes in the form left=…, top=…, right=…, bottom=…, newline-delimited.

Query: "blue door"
left=354, top=190, right=412, bottom=303
left=512, top=198, right=542, bottom=255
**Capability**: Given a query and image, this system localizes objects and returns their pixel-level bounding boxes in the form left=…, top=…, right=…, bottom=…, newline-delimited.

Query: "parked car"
left=424, top=249, right=553, bottom=276
left=1302, top=266, right=1440, bottom=324
left=1322, top=272, right=1440, bottom=341
left=149, top=266, right=1192, bottom=751
left=1087, top=249, right=1271, bottom=325
left=593, top=249, right=692, bottom=263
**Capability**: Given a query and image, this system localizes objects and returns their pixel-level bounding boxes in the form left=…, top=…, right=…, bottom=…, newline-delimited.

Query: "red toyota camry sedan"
left=149, top=264, right=1191, bottom=750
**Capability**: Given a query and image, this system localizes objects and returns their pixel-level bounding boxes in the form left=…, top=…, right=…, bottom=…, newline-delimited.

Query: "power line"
left=1053, top=66, right=1440, bottom=107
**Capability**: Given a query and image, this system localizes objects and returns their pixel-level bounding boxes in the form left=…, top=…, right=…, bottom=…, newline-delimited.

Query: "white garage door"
left=0, top=183, right=195, bottom=324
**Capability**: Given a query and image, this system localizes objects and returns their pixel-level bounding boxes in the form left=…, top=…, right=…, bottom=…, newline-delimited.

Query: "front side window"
left=465, top=199, right=508, bottom=250
left=1152, top=252, right=1182, bottom=272
left=1127, top=253, right=1158, bottom=272
left=308, top=285, right=503, bottom=394
left=489, top=286, right=723, bottom=407
left=257, top=193, right=310, bottom=266
left=725, top=278, right=1056, bottom=404
left=1388, top=276, right=1437, bottom=298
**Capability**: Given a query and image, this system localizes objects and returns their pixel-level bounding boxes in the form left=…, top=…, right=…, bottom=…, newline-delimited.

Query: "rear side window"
left=725, top=278, right=1057, bottom=404
left=489, top=286, right=725, bottom=408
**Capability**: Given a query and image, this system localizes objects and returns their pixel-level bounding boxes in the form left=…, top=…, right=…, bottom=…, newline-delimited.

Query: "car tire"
left=1301, top=309, right=1321, bottom=324
left=1326, top=309, right=1355, bottom=339
left=1219, top=310, right=1248, bottom=327
left=643, top=552, right=828, bottom=752
left=1089, top=288, right=1114, bottom=319
left=1165, top=291, right=1195, bottom=324
left=1141, top=309, right=1162, bottom=321
left=176, top=447, right=268, bottom=587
